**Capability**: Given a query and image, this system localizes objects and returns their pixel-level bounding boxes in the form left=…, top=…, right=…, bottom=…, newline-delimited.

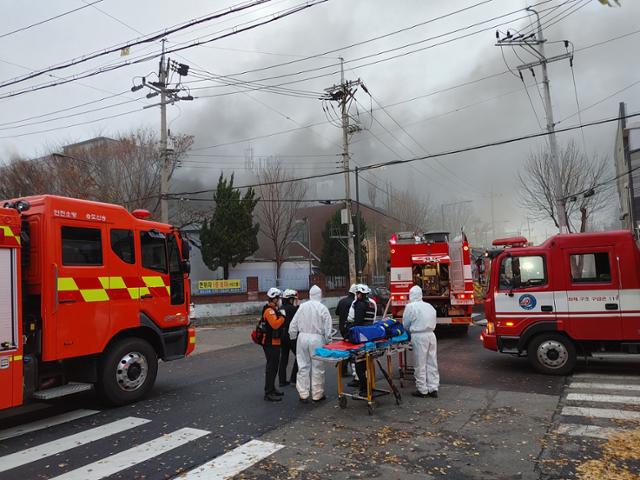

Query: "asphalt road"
left=0, top=323, right=637, bottom=479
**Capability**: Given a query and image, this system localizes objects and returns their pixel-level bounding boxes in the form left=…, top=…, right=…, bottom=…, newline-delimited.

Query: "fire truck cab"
left=389, top=231, right=475, bottom=331
left=0, top=195, right=195, bottom=410
left=482, top=231, right=640, bottom=375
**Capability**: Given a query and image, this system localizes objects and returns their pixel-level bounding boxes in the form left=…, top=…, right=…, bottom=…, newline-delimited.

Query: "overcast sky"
left=1, top=0, right=638, bottom=242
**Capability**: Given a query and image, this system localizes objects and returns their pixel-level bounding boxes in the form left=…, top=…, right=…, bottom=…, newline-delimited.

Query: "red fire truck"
left=389, top=231, right=475, bottom=332
left=482, top=231, right=640, bottom=375
left=0, top=195, right=195, bottom=411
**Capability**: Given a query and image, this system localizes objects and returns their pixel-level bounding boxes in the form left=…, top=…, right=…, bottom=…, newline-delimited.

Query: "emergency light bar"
left=132, top=209, right=151, bottom=219
left=492, top=236, right=528, bottom=248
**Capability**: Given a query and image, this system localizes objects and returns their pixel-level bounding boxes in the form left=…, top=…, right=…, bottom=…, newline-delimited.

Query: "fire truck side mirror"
left=180, top=260, right=191, bottom=275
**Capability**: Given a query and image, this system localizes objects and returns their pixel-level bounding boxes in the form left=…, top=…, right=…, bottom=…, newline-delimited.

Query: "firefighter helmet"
left=283, top=289, right=298, bottom=299
left=349, top=283, right=358, bottom=294
left=267, top=287, right=282, bottom=299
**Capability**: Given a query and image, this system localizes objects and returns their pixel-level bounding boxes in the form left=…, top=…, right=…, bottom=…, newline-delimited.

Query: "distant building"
left=615, top=102, right=640, bottom=233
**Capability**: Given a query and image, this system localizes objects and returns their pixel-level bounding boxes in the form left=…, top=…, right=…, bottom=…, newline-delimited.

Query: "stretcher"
left=313, top=334, right=410, bottom=415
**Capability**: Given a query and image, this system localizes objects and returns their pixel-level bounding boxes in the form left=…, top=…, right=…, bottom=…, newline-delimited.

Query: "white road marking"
left=567, top=393, right=640, bottom=405
left=557, top=423, right=628, bottom=440
left=569, top=382, right=640, bottom=392
left=561, top=406, right=640, bottom=421
left=50, top=427, right=210, bottom=480
left=0, top=409, right=99, bottom=442
left=572, top=373, right=640, bottom=381
left=179, top=439, right=284, bottom=479
left=0, top=416, right=149, bottom=473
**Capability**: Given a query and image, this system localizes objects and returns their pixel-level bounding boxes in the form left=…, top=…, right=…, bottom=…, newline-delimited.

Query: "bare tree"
left=443, top=203, right=474, bottom=236
left=0, top=128, right=193, bottom=220
left=367, top=180, right=378, bottom=208
left=255, top=160, right=306, bottom=286
left=518, top=141, right=610, bottom=233
left=388, top=189, right=434, bottom=232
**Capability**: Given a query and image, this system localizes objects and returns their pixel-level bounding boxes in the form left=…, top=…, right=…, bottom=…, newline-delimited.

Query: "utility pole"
left=159, top=40, right=169, bottom=223
left=132, top=39, right=193, bottom=224
left=496, top=8, right=572, bottom=233
left=322, top=58, right=362, bottom=284
left=355, top=166, right=361, bottom=281
left=490, top=186, right=496, bottom=240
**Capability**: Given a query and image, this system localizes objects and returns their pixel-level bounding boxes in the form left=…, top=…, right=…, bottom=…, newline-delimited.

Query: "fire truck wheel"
left=98, top=338, right=158, bottom=406
left=527, top=333, right=576, bottom=376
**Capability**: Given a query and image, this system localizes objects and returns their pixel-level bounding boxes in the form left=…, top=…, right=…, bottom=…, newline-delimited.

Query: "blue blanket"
left=314, top=332, right=409, bottom=359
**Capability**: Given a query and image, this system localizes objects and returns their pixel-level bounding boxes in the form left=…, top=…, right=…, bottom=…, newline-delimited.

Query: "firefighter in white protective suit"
left=403, top=285, right=440, bottom=398
left=289, top=285, right=333, bottom=403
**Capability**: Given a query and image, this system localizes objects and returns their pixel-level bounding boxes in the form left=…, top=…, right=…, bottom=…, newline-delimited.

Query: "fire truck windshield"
left=423, top=232, right=449, bottom=243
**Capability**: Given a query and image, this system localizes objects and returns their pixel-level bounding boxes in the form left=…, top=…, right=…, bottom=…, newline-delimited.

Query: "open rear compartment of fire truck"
left=389, top=231, right=474, bottom=334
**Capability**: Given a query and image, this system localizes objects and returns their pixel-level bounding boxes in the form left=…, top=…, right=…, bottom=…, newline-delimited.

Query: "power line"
left=211, top=0, right=497, bottom=78
left=0, top=107, right=144, bottom=139
left=0, top=1, right=328, bottom=102
left=0, top=0, right=272, bottom=89
left=362, top=90, right=484, bottom=195
left=168, top=111, right=640, bottom=198
left=188, top=2, right=565, bottom=96
left=557, top=78, right=640, bottom=125
left=0, top=98, right=139, bottom=131
left=0, top=0, right=105, bottom=40
left=0, top=90, right=131, bottom=127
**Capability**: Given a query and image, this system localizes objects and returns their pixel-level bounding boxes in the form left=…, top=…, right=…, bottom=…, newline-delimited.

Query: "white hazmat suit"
left=402, top=285, right=439, bottom=395
left=289, top=285, right=333, bottom=401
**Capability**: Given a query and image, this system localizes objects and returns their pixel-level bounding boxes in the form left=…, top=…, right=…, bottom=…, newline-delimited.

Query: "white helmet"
left=349, top=283, right=357, bottom=294
left=283, top=289, right=298, bottom=299
left=355, top=284, right=371, bottom=295
left=267, top=287, right=282, bottom=299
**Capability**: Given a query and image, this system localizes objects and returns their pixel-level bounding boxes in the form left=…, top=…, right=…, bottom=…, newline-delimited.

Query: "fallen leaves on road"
left=576, top=427, right=640, bottom=480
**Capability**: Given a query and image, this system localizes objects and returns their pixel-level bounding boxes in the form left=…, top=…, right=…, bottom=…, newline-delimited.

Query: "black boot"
left=264, top=393, right=282, bottom=402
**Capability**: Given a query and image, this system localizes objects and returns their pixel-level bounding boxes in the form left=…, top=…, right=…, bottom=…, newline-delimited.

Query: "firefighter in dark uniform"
left=279, top=289, right=299, bottom=386
left=347, top=284, right=377, bottom=397
left=336, top=284, right=357, bottom=378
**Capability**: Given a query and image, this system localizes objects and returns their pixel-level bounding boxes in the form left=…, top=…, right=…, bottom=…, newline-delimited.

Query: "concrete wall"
left=191, top=295, right=341, bottom=320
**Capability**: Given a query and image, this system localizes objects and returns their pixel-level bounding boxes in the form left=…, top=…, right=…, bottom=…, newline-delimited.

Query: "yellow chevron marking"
left=57, top=278, right=79, bottom=291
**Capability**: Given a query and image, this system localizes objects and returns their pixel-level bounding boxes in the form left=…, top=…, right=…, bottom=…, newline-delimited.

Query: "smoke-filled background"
left=1, top=0, right=638, bottom=243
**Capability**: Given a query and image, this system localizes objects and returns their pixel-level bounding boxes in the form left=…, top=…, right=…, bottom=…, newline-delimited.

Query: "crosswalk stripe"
left=572, top=373, right=640, bottom=381
left=557, top=423, right=628, bottom=440
left=50, top=427, right=210, bottom=480
left=569, top=382, right=640, bottom=392
left=567, top=393, right=640, bottom=405
left=0, top=409, right=99, bottom=442
left=561, top=406, right=640, bottom=421
left=0, top=416, right=149, bottom=473
left=178, top=439, right=284, bottom=479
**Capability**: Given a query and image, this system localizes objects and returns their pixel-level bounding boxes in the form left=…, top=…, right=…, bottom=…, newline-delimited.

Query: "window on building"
left=499, top=255, right=546, bottom=290
left=110, top=229, right=135, bottom=264
left=570, top=253, right=611, bottom=283
left=62, top=226, right=103, bottom=266
left=141, top=231, right=167, bottom=273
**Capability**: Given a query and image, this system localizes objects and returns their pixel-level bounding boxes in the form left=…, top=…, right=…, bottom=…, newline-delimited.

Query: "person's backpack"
left=251, top=317, right=267, bottom=345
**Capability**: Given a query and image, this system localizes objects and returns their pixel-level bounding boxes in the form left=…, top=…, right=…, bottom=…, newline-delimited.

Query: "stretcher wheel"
left=395, top=393, right=402, bottom=405
left=399, top=380, right=404, bottom=389
left=339, top=395, right=347, bottom=409
left=367, top=403, right=374, bottom=415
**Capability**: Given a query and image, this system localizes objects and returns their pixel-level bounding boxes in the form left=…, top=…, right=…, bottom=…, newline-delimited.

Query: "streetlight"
left=440, top=200, right=473, bottom=231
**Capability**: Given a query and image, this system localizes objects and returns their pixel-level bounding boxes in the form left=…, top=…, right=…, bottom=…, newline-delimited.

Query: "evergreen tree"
left=320, top=210, right=367, bottom=276
left=200, top=174, right=259, bottom=279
